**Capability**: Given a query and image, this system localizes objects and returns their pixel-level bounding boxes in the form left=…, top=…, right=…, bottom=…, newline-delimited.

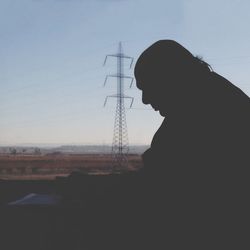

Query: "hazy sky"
left=0, top=0, right=250, bottom=145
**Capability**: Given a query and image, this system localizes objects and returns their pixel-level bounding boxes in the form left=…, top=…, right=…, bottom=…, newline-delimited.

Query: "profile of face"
left=135, top=73, right=166, bottom=116
left=134, top=40, right=197, bottom=117
left=135, top=67, right=181, bottom=117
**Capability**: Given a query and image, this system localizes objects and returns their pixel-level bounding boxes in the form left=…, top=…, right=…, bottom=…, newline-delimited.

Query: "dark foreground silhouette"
left=134, top=40, right=250, bottom=248
left=1, top=41, right=250, bottom=250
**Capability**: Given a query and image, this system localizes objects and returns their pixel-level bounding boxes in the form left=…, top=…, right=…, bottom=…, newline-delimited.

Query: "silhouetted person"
left=134, top=40, right=250, bottom=249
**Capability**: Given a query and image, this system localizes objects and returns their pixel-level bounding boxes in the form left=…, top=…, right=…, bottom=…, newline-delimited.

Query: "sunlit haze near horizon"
left=1, top=0, right=250, bottom=146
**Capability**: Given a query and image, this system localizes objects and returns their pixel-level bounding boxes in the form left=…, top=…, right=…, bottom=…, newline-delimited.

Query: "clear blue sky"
left=0, top=0, right=250, bottom=146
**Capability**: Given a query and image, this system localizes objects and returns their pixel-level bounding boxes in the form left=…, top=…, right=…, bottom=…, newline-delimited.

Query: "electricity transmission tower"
left=103, top=42, right=134, bottom=168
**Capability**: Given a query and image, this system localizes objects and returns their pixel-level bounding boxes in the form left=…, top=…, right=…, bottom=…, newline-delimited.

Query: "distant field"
left=0, top=154, right=143, bottom=180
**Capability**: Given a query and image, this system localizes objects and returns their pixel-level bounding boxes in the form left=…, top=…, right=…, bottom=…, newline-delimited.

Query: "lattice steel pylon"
left=103, top=42, right=134, bottom=168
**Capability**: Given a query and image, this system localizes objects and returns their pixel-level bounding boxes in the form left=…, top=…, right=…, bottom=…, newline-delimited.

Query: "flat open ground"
left=0, top=154, right=143, bottom=180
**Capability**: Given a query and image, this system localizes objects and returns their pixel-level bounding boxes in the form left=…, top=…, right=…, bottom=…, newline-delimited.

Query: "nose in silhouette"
left=142, top=91, right=151, bottom=105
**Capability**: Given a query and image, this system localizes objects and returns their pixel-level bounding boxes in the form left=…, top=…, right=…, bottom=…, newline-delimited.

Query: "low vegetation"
left=0, top=154, right=143, bottom=180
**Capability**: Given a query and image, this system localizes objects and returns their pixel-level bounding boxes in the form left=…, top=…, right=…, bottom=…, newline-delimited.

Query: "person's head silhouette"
left=134, top=40, right=212, bottom=116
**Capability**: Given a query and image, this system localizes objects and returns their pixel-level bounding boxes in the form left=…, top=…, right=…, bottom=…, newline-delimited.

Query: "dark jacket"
left=140, top=72, right=250, bottom=247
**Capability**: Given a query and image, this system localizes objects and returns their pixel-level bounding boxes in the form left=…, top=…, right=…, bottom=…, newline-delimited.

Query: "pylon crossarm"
left=103, top=54, right=118, bottom=66
left=104, top=54, right=133, bottom=66
left=129, top=58, right=134, bottom=68
left=103, top=95, right=118, bottom=107
left=104, top=75, right=134, bottom=88
left=121, top=75, right=134, bottom=86
left=103, top=76, right=108, bottom=86
left=103, top=56, right=108, bottom=66
left=103, top=75, right=117, bottom=86
left=122, top=96, right=134, bottom=108
left=121, top=77, right=134, bottom=88
left=121, top=56, right=134, bottom=68
left=130, top=78, right=134, bottom=88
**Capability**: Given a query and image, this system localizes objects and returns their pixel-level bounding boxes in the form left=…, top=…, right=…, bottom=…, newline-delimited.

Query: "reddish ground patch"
left=0, top=154, right=143, bottom=180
